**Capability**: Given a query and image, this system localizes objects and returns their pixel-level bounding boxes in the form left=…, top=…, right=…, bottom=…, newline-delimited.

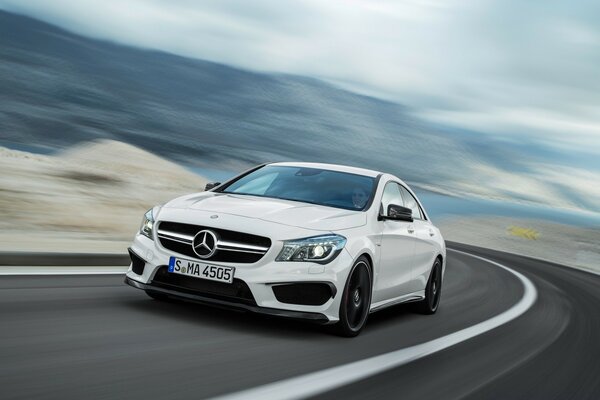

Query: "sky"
left=1, top=0, right=599, bottom=152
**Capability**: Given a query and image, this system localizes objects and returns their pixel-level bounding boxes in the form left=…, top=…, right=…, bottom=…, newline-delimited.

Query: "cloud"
left=1, top=0, right=599, bottom=150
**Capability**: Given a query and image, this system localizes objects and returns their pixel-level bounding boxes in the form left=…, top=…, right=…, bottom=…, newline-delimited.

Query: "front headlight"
left=276, top=234, right=347, bottom=264
left=139, top=208, right=155, bottom=239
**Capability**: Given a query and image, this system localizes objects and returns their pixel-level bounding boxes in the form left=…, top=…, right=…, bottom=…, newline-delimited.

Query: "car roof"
left=268, top=162, right=381, bottom=178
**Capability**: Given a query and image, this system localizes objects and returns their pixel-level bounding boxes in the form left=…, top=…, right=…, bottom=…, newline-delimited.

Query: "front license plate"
left=168, top=257, right=235, bottom=284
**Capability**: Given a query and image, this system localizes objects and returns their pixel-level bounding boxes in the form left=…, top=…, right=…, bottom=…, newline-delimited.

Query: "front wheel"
left=334, top=256, right=373, bottom=337
left=414, top=258, right=442, bottom=314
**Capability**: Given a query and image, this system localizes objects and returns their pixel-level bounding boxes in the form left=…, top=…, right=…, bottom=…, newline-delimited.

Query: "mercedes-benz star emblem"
left=192, top=230, right=218, bottom=259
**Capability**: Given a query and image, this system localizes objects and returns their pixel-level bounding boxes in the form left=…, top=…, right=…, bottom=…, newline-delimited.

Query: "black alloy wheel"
left=335, top=256, right=372, bottom=337
left=415, top=258, right=442, bottom=314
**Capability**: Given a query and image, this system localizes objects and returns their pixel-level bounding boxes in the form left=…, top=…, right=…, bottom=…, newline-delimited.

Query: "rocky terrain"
left=0, top=140, right=206, bottom=252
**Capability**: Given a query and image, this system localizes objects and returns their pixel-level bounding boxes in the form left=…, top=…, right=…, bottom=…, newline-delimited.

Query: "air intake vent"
left=128, top=249, right=145, bottom=275
left=272, top=282, right=336, bottom=306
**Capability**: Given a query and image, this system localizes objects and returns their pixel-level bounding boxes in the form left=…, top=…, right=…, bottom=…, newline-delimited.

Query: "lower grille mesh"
left=151, top=266, right=256, bottom=305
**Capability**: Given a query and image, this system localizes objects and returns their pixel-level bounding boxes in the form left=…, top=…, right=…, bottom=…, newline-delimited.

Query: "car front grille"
left=156, top=221, right=271, bottom=263
left=151, top=266, right=256, bottom=305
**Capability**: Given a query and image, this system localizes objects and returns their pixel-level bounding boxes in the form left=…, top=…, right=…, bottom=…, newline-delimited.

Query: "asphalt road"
left=1, top=243, right=599, bottom=399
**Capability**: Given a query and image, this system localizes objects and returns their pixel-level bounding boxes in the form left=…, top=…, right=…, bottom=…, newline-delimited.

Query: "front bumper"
left=124, top=276, right=330, bottom=323
left=125, top=232, right=354, bottom=323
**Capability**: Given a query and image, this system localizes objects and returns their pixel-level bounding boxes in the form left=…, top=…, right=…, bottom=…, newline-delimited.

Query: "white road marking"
left=211, top=248, right=538, bottom=400
left=0, top=266, right=128, bottom=275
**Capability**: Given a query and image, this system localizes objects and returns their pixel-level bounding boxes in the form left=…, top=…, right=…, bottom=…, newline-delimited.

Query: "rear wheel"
left=414, top=258, right=442, bottom=314
left=334, top=256, right=372, bottom=337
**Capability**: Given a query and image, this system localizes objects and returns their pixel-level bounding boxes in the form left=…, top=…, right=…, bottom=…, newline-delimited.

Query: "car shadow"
left=121, top=289, right=425, bottom=338
left=365, top=302, right=421, bottom=328
left=120, top=291, right=331, bottom=339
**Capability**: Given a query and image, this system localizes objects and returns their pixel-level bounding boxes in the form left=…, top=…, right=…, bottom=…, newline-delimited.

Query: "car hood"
left=161, top=192, right=366, bottom=231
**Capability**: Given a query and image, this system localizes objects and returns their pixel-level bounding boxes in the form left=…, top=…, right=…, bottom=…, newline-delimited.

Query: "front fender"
left=342, top=231, right=380, bottom=284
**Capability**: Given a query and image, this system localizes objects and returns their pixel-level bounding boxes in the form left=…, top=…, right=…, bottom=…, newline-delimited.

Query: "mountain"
left=0, top=10, right=598, bottom=212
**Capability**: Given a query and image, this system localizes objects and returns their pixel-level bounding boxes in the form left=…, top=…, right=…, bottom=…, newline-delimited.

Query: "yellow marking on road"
left=508, top=226, right=540, bottom=240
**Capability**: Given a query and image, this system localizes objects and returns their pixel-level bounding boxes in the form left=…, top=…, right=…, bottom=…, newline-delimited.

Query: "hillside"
left=0, top=140, right=206, bottom=252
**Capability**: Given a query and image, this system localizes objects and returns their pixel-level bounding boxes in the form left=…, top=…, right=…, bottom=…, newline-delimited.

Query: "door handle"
left=407, top=225, right=415, bottom=234
left=429, top=229, right=435, bottom=237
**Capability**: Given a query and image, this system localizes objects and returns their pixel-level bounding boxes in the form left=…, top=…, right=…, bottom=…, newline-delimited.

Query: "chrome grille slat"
left=157, top=235, right=192, bottom=245
left=157, top=229, right=193, bottom=243
left=216, top=240, right=269, bottom=252
left=216, top=245, right=266, bottom=254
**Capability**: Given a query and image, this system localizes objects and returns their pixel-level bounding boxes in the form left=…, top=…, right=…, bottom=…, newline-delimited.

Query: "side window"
left=400, top=186, right=424, bottom=219
left=380, top=182, right=403, bottom=217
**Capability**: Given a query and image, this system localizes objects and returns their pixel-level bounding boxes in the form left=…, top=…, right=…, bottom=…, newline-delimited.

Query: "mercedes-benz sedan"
left=125, top=162, right=445, bottom=336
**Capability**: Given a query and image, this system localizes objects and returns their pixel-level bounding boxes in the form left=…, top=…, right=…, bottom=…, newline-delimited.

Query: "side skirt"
left=369, top=290, right=425, bottom=313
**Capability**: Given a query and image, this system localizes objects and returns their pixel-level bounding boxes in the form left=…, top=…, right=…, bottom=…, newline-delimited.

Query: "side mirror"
left=204, top=182, right=221, bottom=191
left=380, top=204, right=413, bottom=222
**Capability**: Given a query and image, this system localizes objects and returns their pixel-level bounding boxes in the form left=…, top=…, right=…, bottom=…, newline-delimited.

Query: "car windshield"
left=220, top=166, right=375, bottom=211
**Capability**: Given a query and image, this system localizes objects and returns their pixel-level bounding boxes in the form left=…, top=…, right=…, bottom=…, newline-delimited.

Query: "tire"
left=334, top=256, right=373, bottom=337
left=414, top=258, right=442, bottom=314
left=145, top=290, right=170, bottom=301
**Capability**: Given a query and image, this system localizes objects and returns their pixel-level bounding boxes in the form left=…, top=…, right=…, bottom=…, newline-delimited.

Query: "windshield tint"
left=220, top=166, right=375, bottom=211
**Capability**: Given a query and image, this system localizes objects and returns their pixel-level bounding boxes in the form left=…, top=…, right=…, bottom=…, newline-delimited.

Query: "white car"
left=125, top=162, right=446, bottom=336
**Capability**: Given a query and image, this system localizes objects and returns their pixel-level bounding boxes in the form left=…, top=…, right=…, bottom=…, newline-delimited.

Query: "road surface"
left=0, top=243, right=598, bottom=399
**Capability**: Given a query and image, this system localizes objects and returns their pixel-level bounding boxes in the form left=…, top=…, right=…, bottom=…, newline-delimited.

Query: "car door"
left=399, top=185, right=438, bottom=292
left=373, top=181, right=417, bottom=304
